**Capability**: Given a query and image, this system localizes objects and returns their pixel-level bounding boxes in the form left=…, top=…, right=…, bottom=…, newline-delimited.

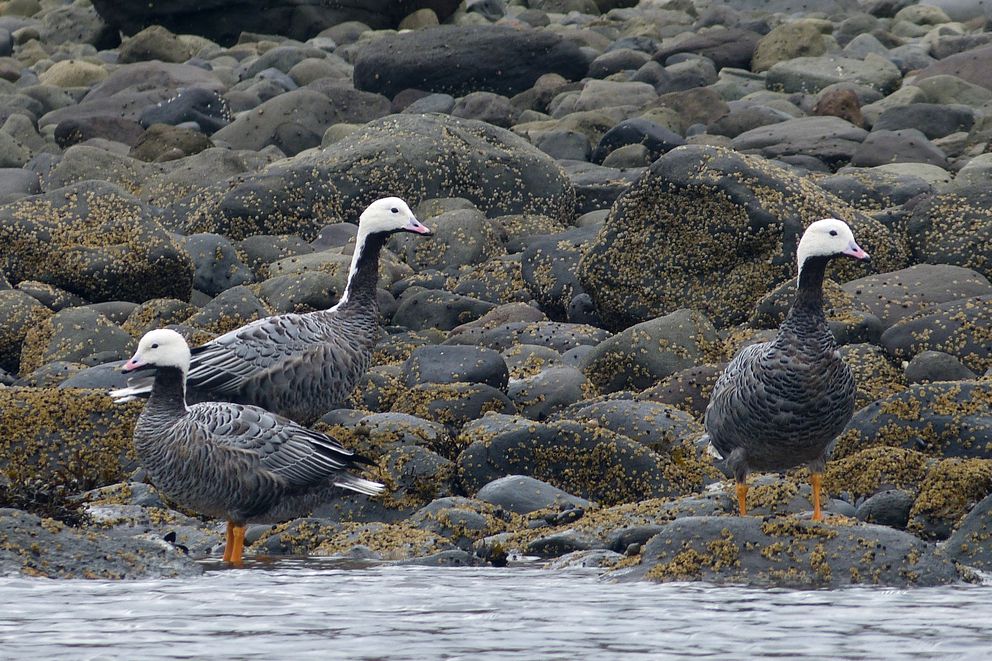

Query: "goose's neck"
left=784, top=255, right=830, bottom=329
left=337, top=230, right=386, bottom=310
left=146, top=366, right=189, bottom=416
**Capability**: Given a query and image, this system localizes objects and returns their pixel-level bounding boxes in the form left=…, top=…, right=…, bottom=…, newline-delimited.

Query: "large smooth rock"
left=0, top=181, right=193, bottom=303
left=90, top=0, right=459, bottom=44
left=610, top=515, right=965, bottom=587
left=18, top=307, right=136, bottom=375
left=913, top=44, right=992, bottom=91
left=175, top=113, right=574, bottom=240
left=766, top=54, right=902, bottom=95
left=731, top=116, right=868, bottom=168
left=403, top=345, right=509, bottom=390
left=841, top=264, right=992, bottom=328
left=944, top=491, right=992, bottom=570
left=354, top=25, right=588, bottom=99
left=475, top=475, right=592, bottom=515
left=578, top=145, right=907, bottom=329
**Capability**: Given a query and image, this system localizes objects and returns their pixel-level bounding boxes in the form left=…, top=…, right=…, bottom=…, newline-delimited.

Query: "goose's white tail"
left=108, top=378, right=153, bottom=403
left=334, top=474, right=386, bottom=496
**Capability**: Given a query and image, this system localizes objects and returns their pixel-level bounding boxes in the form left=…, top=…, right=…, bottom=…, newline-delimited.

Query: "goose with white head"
left=702, top=218, right=870, bottom=521
left=111, top=197, right=431, bottom=425
left=124, top=328, right=384, bottom=565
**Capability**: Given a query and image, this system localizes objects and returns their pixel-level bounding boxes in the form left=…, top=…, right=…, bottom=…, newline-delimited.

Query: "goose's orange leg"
left=229, top=524, right=247, bottom=566
left=223, top=521, right=234, bottom=562
left=811, top=472, right=823, bottom=522
left=736, top=482, right=749, bottom=516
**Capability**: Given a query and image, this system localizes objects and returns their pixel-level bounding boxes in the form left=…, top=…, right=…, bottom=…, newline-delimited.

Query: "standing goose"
left=702, top=218, right=870, bottom=521
left=124, top=328, right=384, bottom=565
left=111, top=197, right=431, bottom=424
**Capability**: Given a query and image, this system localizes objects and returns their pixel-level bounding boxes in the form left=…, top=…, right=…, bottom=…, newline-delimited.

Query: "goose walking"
left=124, top=328, right=384, bottom=565
left=702, top=218, right=870, bottom=521
left=112, top=197, right=431, bottom=424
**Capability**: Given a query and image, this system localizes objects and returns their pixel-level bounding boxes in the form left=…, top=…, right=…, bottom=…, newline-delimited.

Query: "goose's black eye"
left=829, top=230, right=838, bottom=236
left=391, top=207, right=399, bottom=213
left=151, top=343, right=159, bottom=349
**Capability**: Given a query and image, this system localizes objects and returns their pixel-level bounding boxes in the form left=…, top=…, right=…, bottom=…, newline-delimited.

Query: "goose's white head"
left=797, top=218, right=870, bottom=274
left=358, top=197, right=431, bottom=237
left=122, top=329, right=191, bottom=375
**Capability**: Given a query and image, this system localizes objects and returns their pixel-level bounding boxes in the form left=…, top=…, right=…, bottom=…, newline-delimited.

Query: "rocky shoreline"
left=1, top=0, right=991, bottom=586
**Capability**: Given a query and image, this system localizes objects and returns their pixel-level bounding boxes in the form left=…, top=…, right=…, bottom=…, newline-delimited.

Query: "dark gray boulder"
left=90, top=0, right=459, bottom=44
left=578, top=145, right=907, bottom=329
left=457, top=418, right=702, bottom=505
left=849, top=129, right=948, bottom=168
left=176, top=113, right=575, bottom=240
left=0, top=290, right=50, bottom=374
left=855, top=489, right=914, bottom=530
left=731, top=116, right=868, bottom=168
left=835, top=380, right=992, bottom=460
left=872, top=103, right=975, bottom=139
left=591, top=118, right=685, bottom=165
left=506, top=366, right=590, bottom=421
left=905, top=351, right=977, bottom=384
left=567, top=399, right=702, bottom=453
left=0, top=508, right=202, bottom=579
left=520, top=225, right=599, bottom=319
left=907, top=185, right=992, bottom=281
left=880, top=296, right=991, bottom=374
left=475, top=475, right=592, bottom=515
left=354, top=25, right=588, bottom=99
left=403, top=345, right=509, bottom=390
left=581, top=309, right=718, bottom=392
left=841, top=264, right=992, bottom=328
left=18, top=307, right=135, bottom=374
left=610, top=515, right=965, bottom=587
left=393, top=288, right=496, bottom=332
left=182, top=233, right=254, bottom=297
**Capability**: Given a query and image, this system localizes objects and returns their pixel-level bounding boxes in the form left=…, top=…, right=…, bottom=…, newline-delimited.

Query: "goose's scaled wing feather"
left=186, top=402, right=357, bottom=489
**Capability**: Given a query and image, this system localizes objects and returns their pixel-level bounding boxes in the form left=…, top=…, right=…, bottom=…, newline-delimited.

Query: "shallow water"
left=1, top=560, right=991, bottom=660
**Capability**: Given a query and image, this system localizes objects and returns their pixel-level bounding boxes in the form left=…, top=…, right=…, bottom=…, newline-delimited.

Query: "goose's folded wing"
left=187, top=402, right=382, bottom=494
left=186, top=313, right=319, bottom=394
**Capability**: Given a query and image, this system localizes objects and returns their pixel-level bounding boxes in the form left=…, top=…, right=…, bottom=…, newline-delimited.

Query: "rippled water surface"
left=1, top=561, right=991, bottom=659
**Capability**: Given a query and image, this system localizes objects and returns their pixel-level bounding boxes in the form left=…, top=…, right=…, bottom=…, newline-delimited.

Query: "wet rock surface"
left=0, top=0, right=988, bottom=586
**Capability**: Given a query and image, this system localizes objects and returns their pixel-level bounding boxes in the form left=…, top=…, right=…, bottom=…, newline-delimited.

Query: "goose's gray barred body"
left=703, top=218, right=870, bottom=519
left=111, top=197, right=431, bottom=425
left=124, top=328, right=384, bottom=562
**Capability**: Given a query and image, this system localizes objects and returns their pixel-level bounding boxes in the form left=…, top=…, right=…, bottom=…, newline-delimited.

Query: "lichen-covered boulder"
left=18, top=307, right=136, bottom=376
left=0, top=290, right=51, bottom=373
left=0, top=388, right=141, bottom=491
left=610, top=515, right=966, bottom=587
left=907, top=185, right=992, bottom=280
left=944, top=491, right=992, bottom=571
left=0, top=181, right=193, bottom=303
left=834, top=380, right=992, bottom=459
left=457, top=418, right=707, bottom=505
left=578, top=145, right=908, bottom=329
left=908, top=457, right=992, bottom=540
left=175, top=113, right=575, bottom=240
left=581, top=309, right=718, bottom=392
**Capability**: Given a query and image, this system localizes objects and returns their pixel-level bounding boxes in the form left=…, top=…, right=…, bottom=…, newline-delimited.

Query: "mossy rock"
left=909, top=457, right=992, bottom=540
left=407, top=496, right=517, bottom=550
left=581, top=309, right=719, bottom=393
left=636, top=363, right=725, bottom=419
left=121, top=298, right=199, bottom=338
left=907, top=184, right=992, bottom=280
left=457, top=418, right=705, bottom=506
left=176, top=113, right=575, bottom=240
left=0, top=509, right=202, bottom=579
left=0, top=181, right=193, bottom=303
left=611, top=515, right=966, bottom=587
left=565, top=399, right=704, bottom=454
left=391, top=382, right=516, bottom=429
left=520, top=225, right=599, bottom=319
left=880, top=295, right=992, bottom=374
left=0, top=290, right=52, bottom=373
left=944, top=492, right=992, bottom=571
left=0, top=387, right=141, bottom=491
left=578, top=145, right=908, bottom=330
left=834, top=380, right=992, bottom=459
left=314, top=521, right=454, bottom=560
left=18, top=307, right=136, bottom=376
left=449, top=255, right=530, bottom=306
left=823, top=447, right=931, bottom=500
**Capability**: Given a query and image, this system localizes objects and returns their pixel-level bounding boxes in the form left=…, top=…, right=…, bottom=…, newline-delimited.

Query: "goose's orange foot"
left=735, top=482, right=749, bottom=516
left=811, top=472, right=824, bottom=522
left=223, top=521, right=235, bottom=562
left=229, top=523, right=246, bottom=566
